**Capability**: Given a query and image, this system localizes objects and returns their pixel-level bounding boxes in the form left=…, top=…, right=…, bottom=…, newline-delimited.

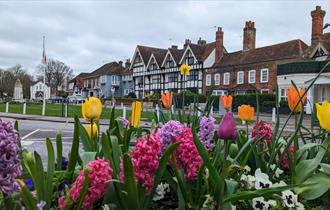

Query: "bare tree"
left=36, top=59, right=73, bottom=90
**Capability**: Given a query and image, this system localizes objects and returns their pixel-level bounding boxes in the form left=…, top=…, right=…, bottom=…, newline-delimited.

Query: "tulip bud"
left=218, top=112, right=237, bottom=141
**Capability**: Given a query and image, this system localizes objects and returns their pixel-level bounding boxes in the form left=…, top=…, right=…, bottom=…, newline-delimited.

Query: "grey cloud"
left=0, top=1, right=329, bottom=76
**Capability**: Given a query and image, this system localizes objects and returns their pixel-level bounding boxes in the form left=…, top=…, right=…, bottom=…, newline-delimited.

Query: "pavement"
left=0, top=111, right=317, bottom=166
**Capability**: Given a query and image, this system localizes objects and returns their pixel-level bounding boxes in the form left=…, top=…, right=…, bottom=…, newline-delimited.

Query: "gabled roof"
left=189, top=42, right=216, bottom=61
left=137, top=45, right=167, bottom=65
left=69, top=72, right=90, bottom=83
left=214, top=39, right=308, bottom=68
left=304, top=32, right=330, bottom=58
left=87, top=62, right=126, bottom=77
left=168, top=48, right=185, bottom=64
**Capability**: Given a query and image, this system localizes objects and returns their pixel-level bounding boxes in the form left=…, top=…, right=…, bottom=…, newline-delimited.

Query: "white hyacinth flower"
left=240, top=174, right=256, bottom=189
left=269, top=164, right=284, bottom=178
left=254, top=168, right=272, bottom=189
left=153, top=182, right=170, bottom=201
left=102, top=204, right=110, bottom=210
left=203, top=194, right=216, bottom=209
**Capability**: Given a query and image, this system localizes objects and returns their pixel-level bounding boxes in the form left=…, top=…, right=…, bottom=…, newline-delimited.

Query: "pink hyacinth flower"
left=59, top=159, right=112, bottom=210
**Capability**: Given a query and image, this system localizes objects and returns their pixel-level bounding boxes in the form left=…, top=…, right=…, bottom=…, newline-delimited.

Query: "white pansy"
left=254, top=168, right=272, bottom=189
left=153, top=182, right=170, bottom=201
left=269, top=164, right=283, bottom=178
left=272, top=181, right=287, bottom=187
left=252, top=197, right=271, bottom=210
left=244, top=165, right=251, bottom=174
left=282, top=190, right=297, bottom=208
left=203, top=194, right=216, bottom=209
left=102, top=204, right=110, bottom=210
left=240, top=174, right=255, bottom=189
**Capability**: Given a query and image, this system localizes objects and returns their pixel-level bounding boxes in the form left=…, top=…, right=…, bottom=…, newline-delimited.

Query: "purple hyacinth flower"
left=24, top=178, right=34, bottom=191
left=158, top=120, right=183, bottom=154
left=218, top=112, right=237, bottom=141
left=0, top=119, right=22, bottom=197
left=198, top=116, right=215, bottom=150
left=37, top=200, right=46, bottom=210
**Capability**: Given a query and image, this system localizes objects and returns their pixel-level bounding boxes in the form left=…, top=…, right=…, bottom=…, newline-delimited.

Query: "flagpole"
left=42, top=36, right=46, bottom=116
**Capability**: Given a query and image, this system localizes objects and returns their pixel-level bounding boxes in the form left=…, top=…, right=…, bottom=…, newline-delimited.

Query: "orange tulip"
left=221, top=95, right=233, bottom=111
left=286, top=86, right=306, bottom=113
left=238, top=105, right=255, bottom=123
left=161, top=91, right=173, bottom=109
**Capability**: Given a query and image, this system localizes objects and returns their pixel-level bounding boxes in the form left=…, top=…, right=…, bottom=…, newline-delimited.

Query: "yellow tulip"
left=221, top=95, right=233, bottom=111
left=238, top=104, right=255, bottom=123
left=82, top=97, right=102, bottom=122
left=316, top=100, right=330, bottom=132
left=287, top=86, right=306, bottom=113
left=131, top=101, right=142, bottom=128
left=85, top=123, right=98, bottom=139
left=161, top=91, right=173, bottom=109
left=180, top=64, right=191, bottom=75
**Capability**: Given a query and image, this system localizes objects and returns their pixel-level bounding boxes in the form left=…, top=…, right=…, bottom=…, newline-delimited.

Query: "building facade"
left=131, top=29, right=226, bottom=98
left=277, top=6, right=330, bottom=113
left=204, top=21, right=308, bottom=96
left=30, top=81, right=51, bottom=101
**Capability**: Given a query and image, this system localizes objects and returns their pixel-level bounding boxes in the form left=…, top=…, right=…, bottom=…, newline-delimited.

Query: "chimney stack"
left=197, top=37, right=207, bottom=46
left=118, top=60, right=123, bottom=67
left=215, top=27, right=224, bottom=61
left=184, top=39, right=191, bottom=48
left=125, top=59, right=131, bottom=68
left=171, top=45, right=178, bottom=49
left=311, top=6, right=326, bottom=46
left=243, top=21, right=256, bottom=51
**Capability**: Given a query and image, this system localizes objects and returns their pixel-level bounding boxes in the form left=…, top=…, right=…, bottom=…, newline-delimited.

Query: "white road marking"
left=21, top=129, right=40, bottom=140
left=22, top=136, right=72, bottom=141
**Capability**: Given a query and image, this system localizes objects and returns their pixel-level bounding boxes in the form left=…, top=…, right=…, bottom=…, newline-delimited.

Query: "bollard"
left=123, top=106, right=126, bottom=119
left=121, top=102, right=124, bottom=109
left=23, top=103, right=26, bottom=115
left=65, top=103, right=68, bottom=118
left=272, top=108, right=276, bottom=123
left=210, top=106, right=214, bottom=115
left=197, top=110, right=201, bottom=117
left=171, top=105, right=174, bottom=115
left=5, top=102, right=9, bottom=113
left=156, top=104, right=160, bottom=121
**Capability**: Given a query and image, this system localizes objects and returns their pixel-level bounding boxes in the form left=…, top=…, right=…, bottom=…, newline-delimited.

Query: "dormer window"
left=148, top=57, right=158, bottom=71
left=185, top=50, right=194, bottom=65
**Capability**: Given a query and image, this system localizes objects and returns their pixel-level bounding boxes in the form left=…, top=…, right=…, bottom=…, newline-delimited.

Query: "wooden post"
left=272, top=108, right=276, bottom=123
left=65, top=103, right=68, bottom=117
left=123, top=106, right=126, bottom=119
left=156, top=104, right=160, bottom=121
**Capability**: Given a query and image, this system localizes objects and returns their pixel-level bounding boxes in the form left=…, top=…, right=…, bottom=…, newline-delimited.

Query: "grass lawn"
left=0, top=102, right=157, bottom=120
left=0, top=102, right=242, bottom=124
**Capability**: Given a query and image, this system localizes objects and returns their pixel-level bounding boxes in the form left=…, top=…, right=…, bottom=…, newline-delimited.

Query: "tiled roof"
left=214, top=39, right=308, bottom=67
left=168, top=48, right=185, bottom=64
left=152, top=50, right=167, bottom=66
left=86, top=62, right=126, bottom=77
left=189, top=42, right=216, bottom=61
left=137, top=45, right=167, bottom=65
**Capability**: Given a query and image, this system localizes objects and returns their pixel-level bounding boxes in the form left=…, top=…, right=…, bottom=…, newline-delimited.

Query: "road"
left=2, top=117, right=110, bottom=166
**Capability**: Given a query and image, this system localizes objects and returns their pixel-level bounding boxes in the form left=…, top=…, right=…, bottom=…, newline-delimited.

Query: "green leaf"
left=78, top=121, right=93, bottom=152
left=45, top=138, right=55, bottom=210
left=101, top=132, right=111, bottom=162
left=67, top=116, right=80, bottom=175
left=300, top=172, right=330, bottom=200
left=81, top=152, right=97, bottom=166
left=109, top=134, right=122, bottom=177
left=74, top=169, right=90, bottom=210
left=297, top=143, right=320, bottom=159
left=109, top=106, right=116, bottom=130
left=20, top=182, right=38, bottom=210
left=295, top=139, right=330, bottom=184
left=144, top=143, right=179, bottom=208
left=223, top=185, right=299, bottom=203
left=56, top=132, right=63, bottom=171
left=320, top=163, right=330, bottom=174
left=123, top=154, right=140, bottom=210
left=34, top=152, right=46, bottom=202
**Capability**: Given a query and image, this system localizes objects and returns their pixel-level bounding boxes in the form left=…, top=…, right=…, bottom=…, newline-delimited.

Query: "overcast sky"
left=0, top=1, right=329, bottom=76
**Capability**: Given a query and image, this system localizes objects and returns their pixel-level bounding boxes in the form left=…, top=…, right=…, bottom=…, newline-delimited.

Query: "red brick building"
left=203, top=21, right=308, bottom=95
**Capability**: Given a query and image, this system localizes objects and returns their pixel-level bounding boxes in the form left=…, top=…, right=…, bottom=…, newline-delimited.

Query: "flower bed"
left=1, top=82, right=330, bottom=210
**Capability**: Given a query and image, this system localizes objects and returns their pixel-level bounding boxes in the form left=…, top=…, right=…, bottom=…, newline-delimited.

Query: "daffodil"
left=316, top=100, right=330, bottom=131
left=85, top=123, right=98, bottom=139
left=180, top=64, right=191, bottom=75
left=82, top=97, right=102, bottom=122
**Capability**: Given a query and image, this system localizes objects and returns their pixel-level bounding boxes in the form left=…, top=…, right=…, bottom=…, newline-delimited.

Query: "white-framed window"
left=260, top=68, right=269, bottom=83
left=224, top=72, right=230, bottom=85
left=100, top=75, right=107, bottom=83
left=280, top=88, right=287, bottom=101
left=237, top=71, right=244, bottom=84
left=206, top=74, right=212, bottom=86
left=248, top=70, right=256, bottom=84
left=261, top=89, right=269, bottom=94
left=214, top=73, right=220, bottom=85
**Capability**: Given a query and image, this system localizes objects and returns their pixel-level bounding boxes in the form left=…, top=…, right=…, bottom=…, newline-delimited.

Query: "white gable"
left=203, top=49, right=215, bottom=68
